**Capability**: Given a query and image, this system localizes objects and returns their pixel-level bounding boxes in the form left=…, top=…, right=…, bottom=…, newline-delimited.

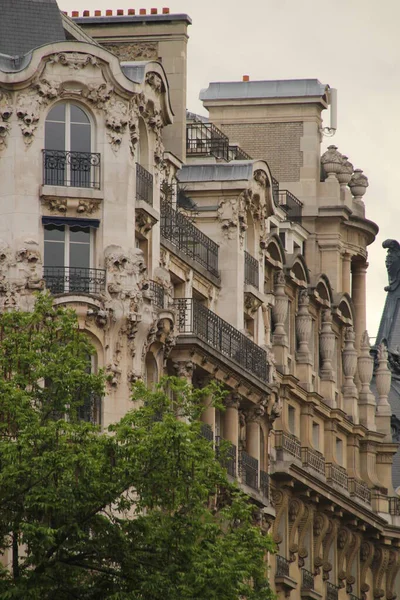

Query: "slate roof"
left=0, top=0, right=65, bottom=58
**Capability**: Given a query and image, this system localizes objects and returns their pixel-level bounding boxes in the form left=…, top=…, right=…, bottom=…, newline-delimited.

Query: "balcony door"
left=44, top=224, right=91, bottom=294
left=44, top=103, right=92, bottom=187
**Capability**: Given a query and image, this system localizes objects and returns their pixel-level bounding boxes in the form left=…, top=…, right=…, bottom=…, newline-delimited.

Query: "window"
left=336, top=438, right=343, bottom=466
left=44, top=102, right=100, bottom=188
left=288, top=406, right=296, bottom=435
left=44, top=223, right=92, bottom=294
left=312, top=422, right=320, bottom=450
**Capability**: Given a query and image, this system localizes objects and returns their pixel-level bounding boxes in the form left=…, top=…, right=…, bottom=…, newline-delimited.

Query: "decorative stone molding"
left=349, top=168, right=369, bottom=201
left=319, top=309, right=335, bottom=379
left=146, top=72, right=164, bottom=94
left=295, top=289, right=312, bottom=362
left=41, top=197, right=67, bottom=213
left=173, top=360, right=194, bottom=380
left=313, top=512, right=330, bottom=576
left=386, top=550, right=400, bottom=600
left=15, top=240, right=44, bottom=290
left=322, top=519, right=338, bottom=581
left=271, top=488, right=290, bottom=546
left=375, top=343, right=392, bottom=412
left=239, top=410, right=247, bottom=450
left=245, top=403, right=265, bottom=424
left=345, top=533, right=361, bottom=592
left=104, top=245, right=146, bottom=299
left=358, top=331, right=375, bottom=412
left=0, top=90, right=12, bottom=151
left=337, top=527, right=352, bottom=588
left=224, top=393, right=241, bottom=410
left=135, top=208, right=157, bottom=235
left=244, top=292, right=262, bottom=314
left=105, top=42, right=159, bottom=61
left=217, top=198, right=239, bottom=240
left=372, top=546, right=390, bottom=599
left=271, top=270, right=288, bottom=346
left=360, top=541, right=375, bottom=600
left=104, top=96, right=129, bottom=150
left=254, top=169, right=268, bottom=188
left=337, top=155, right=354, bottom=186
left=288, top=497, right=305, bottom=562
left=297, top=504, right=314, bottom=568
left=77, top=199, right=101, bottom=215
left=342, top=326, right=358, bottom=396
left=48, top=52, right=100, bottom=70
left=16, top=90, right=42, bottom=145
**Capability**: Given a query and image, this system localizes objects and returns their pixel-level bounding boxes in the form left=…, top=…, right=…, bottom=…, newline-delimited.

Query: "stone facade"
left=0, top=5, right=399, bottom=600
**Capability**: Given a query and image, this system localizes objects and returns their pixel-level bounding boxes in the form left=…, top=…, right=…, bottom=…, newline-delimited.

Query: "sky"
left=59, top=0, right=400, bottom=339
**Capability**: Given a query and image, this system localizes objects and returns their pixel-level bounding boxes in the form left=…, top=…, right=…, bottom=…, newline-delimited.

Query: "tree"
left=0, top=294, right=275, bottom=599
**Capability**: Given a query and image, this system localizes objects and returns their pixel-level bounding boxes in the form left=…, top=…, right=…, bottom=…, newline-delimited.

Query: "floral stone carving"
left=0, top=90, right=13, bottom=151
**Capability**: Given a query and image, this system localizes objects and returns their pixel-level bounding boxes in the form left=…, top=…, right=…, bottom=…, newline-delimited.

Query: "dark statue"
left=383, top=239, right=400, bottom=291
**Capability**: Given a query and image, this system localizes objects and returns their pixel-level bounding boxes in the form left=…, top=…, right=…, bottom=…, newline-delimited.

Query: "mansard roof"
left=200, top=79, right=329, bottom=103
left=0, top=0, right=65, bottom=58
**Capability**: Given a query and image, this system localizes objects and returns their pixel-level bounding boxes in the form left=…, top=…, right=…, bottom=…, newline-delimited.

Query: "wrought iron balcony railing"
left=348, top=595, right=361, bottom=600
left=200, top=423, right=214, bottom=443
left=327, top=582, right=340, bottom=600
left=161, top=200, right=219, bottom=278
left=148, top=280, right=165, bottom=309
left=275, top=431, right=301, bottom=459
left=44, top=266, right=106, bottom=295
left=278, top=190, right=303, bottom=222
left=260, top=469, right=269, bottom=499
left=187, top=121, right=230, bottom=160
left=272, top=176, right=280, bottom=207
left=275, top=555, right=290, bottom=578
left=43, top=149, right=101, bottom=189
left=240, top=450, right=258, bottom=489
left=348, top=478, right=371, bottom=504
left=228, top=145, right=252, bottom=161
left=136, top=163, right=153, bottom=205
left=301, top=447, right=325, bottom=476
left=244, top=250, right=259, bottom=288
left=301, top=568, right=314, bottom=591
left=326, top=463, right=348, bottom=490
left=389, top=496, right=400, bottom=515
left=173, top=298, right=269, bottom=382
left=216, top=437, right=236, bottom=477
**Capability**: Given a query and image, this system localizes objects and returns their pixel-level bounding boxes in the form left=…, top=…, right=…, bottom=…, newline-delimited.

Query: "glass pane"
left=70, top=123, right=91, bottom=153
left=70, top=242, right=90, bottom=269
left=45, top=121, right=65, bottom=151
left=44, top=224, right=65, bottom=241
left=47, top=103, right=66, bottom=122
left=70, top=104, right=89, bottom=124
left=44, top=240, right=65, bottom=267
left=70, top=226, right=90, bottom=243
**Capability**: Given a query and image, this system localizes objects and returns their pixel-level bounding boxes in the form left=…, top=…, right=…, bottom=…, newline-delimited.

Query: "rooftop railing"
left=278, top=190, right=303, bottom=222
left=161, top=199, right=219, bottom=278
left=186, top=122, right=251, bottom=162
left=275, top=431, right=301, bottom=460
left=228, top=145, right=253, bottom=160
left=43, top=149, right=101, bottom=189
left=136, top=163, right=153, bottom=205
left=44, top=266, right=106, bottom=295
left=173, top=298, right=269, bottom=383
left=301, top=447, right=325, bottom=476
left=348, top=478, right=371, bottom=504
left=240, top=450, right=258, bottom=489
left=244, top=250, right=259, bottom=288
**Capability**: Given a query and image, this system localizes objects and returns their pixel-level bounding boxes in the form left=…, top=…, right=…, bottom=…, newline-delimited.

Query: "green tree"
left=0, top=294, right=275, bottom=599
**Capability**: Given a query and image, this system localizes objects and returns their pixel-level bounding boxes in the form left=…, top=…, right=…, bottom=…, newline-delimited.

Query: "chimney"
left=242, top=75, right=250, bottom=82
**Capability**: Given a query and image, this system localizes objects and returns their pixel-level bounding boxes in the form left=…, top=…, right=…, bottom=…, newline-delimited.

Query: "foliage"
left=0, top=294, right=275, bottom=599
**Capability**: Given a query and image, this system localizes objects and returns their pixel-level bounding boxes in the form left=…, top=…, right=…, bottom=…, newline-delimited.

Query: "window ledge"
left=40, top=185, right=104, bottom=201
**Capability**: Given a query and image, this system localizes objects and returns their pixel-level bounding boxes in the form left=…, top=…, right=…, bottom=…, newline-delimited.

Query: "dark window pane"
left=70, top=226, right=90, bottom=243
left=47, top=103, right=66, bottom=122
left=70, top=123, right=91, bottom=153
left=44, top=224, right=65, bottom=241
left=70, top=104, right=89, bottom=124
left=44, top=240, right=65, bottom=267
left=70, top=243, right=90, bottom=269
left=45, top=121, right=65, bottom=151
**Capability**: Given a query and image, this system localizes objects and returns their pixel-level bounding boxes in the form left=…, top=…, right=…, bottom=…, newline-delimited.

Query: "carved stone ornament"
left=16, top=90, right=43, bottom=145
left=322, top=519, right=338, bottom=581
left=15, top=240, right=44, bottom=291
left=358, top=331, right=374, bottom=398
left=135, top=208, right=157, bottom=235
left=217, top=198, right=239, bottom=240
left=360, top=541, right=375, bottom=600
left=271, top=488, right=289, bottom=547
left=349, top=168, right=369, bottom=199
left=105, top=42, right=159, bottom=61
left=375, top=342, right=392, bottom=412
left=313, top=513, right=330, bottom=575
left=321, top=144, right=344, bottom=179
left=295, top=289, right=312, bottom=362
left=48, top=52, right=100, bottom=70
left=288, top=497, right=305, bottom=562
left=146, top=72, right=164, bottom=94
left=271, top=270, right=288, bottom=346
left=254, top=169, right=268, bottom=188
left=319, top=309, right=335, bottom=379
left=77, top=199, right=101, bottom=215
left=342, top=326, right=358, bottom=396
left=337, top=155, right=354, bottom=186
left=337, top=527, right=352, bottom=588
left=382, top=239, right=400, bottom=292
left=104, top=96, right=129, bottom=150
left=173, top=360, right=194, bottom=380
left=0, top=90, right=12, bottom=151
left=372, top=546, right=390, bottom=600
left=41, top=197, right=67, bottom=213
left=104, top=245, right=146, bottom=299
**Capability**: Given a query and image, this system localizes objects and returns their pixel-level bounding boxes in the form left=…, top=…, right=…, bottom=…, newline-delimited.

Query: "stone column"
left=246, top=405, right=263, bottom=461
left=201, top=378, right=216, bottom=432
left=295, top=289, right=313, bottom=389
left=271, top=270, right=289, bottom=372
left=351, top=261, right=367, bottom=350
left=173, top=359, right=194, bottom=384
left=375, top=343, right=392, bottom=440
left=357, top=331, right=376, bottom=431
left=342, top=326, right=359, bottom=422
left=342, top=253, right=351, bottom=295
left=319, top=309, right=336, bottom=407
left=223, top=393, right=240, bottom=447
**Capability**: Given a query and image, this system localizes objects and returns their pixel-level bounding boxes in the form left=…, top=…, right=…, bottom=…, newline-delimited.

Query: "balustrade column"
left=351, top=261, right=367, bottom=350
left=375, top=343, right=392, bottom=440
left=271, top=270, right=289, bottom=372
left=296, top=289, right=313, bottom=389
left=358, top=331, right=376, bottom=431
left=342, top=326, right=359, bottom=422
left=319, top=309, right=336, bottom=407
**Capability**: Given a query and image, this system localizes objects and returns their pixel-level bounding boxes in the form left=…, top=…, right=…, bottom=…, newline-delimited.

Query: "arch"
left=333, top=292, right=355, bottom=324
left=145, top=351, right=159, bottom=388
left=310, top=274, right=333, bottom=306
left=265, top=233, right=286, bottom=267
left=137, top=116, right=150, bottom=171
left=286, top=253, right=310, bottom=286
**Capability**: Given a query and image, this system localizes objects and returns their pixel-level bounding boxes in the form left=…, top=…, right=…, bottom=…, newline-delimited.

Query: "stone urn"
left=348, top=168, right=369, bottom=200
left=321, top=145, right=343, bottom=180
left=336, top=155, right=354, bottom=186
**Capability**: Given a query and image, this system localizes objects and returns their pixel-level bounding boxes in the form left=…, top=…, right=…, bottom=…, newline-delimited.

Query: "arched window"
left=44, top=102, right=99, bottom=188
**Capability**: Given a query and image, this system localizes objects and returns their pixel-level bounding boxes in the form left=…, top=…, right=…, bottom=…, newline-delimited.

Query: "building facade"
left=0, top=1, right=399, bottom=597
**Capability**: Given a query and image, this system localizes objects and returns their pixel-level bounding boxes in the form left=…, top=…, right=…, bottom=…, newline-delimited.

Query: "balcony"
left=326, top=463, right=348, bottom=491
left=186, top=121, right=251, bottom=162
left=244, top=250, right=259, bottom=288
left=43, top=150, right=101, bottom=189
left=301, top=447, right=325, bottom=476
left=275, top=431, right=301, bottom=460
left=161, top=200, right=219, bottom=278
left=44, top=266, right=106, bottom=295
left=278, top=190, right=303, bottom=222
left=228, top=145, right=252, bottom=161
left=260, top=470, right=269, bottom=499
left=173, top=298, right=269, bottom=383
left=348, top=478, right=371, bottom=504
left=148, top=280, right=165, bottom=309
left=276, top=555, right=290, bottom=578
left=389, top=496, right=400, bottom=515
left=327, top=582, right=339, bottom=600
left=200, top=423, right=214, bottom=443
left=240, top=450, right=258, bottom=489
left=301, top=568, right=314, bottom=591
left=136, top=163, right=153, bottom=205
left=216, top=437, right=236, bottom=477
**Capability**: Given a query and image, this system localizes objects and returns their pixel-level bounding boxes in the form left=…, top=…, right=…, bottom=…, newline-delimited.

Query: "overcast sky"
left=59, top=0, right=400, bottom=339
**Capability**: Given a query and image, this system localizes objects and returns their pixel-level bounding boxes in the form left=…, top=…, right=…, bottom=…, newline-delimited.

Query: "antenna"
left=321, top=87, right=337, bottom=137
